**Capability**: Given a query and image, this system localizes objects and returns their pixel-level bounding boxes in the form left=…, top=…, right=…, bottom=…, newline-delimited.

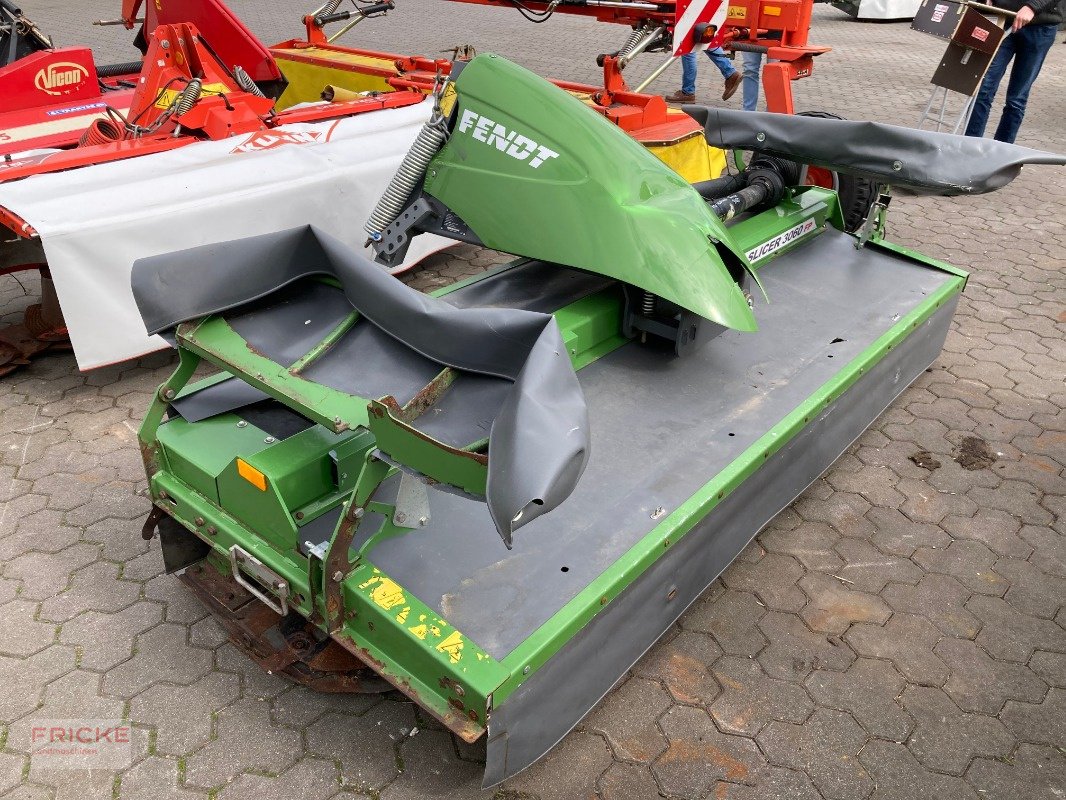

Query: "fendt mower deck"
left=133, top=55, right=1063, bottom=785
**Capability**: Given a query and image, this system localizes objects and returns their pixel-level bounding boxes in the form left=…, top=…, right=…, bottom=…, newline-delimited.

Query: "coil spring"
left=78, top=117, right=125, bottom=148
left=641, top=291, right=656, bottom=316
left=312, top=0, right=344, bottom=18
left=364, top=107, right=448, bottom=240
left=233, top=65, right=266, bottom=98
left=617, top=26, right=648, bottom=59
left=174, top=78, right=202, bottom=116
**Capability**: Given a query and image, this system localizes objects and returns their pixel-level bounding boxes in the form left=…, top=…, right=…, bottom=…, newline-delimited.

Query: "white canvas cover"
left=0, top=99, right=448, bottom=369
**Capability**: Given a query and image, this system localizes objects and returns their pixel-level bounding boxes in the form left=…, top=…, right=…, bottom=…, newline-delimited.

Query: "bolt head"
left=194, top=517, right=205, bottom=527
left=236, top=420, right=248, bottom=428
left=332, top=570, right=345, bottom=582
left=892, top=160, right=903, bottom=171
left=418, top=517, right=428, bottom=527
left=162, top=388, right=176, bottom=399
left=264, top=436, right=276, bottom=444
left=756, top=132, right=766, bottom=142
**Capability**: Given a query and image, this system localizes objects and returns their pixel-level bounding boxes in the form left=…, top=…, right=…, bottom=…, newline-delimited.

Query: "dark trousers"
left=964, top=23, right=1057, bottom=143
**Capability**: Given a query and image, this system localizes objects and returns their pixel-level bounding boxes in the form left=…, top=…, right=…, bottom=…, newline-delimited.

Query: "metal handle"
left=229, top=545, right=289, bottom=616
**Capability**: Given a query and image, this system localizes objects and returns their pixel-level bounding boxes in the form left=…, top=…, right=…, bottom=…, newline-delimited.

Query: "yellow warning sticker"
left=436, top=631, right=465, bottom=663
left=727, top=6, right=747, bottom=18
left=154, top=82, right=230, bottom=110
left=359, top=574, right=407, bottom=611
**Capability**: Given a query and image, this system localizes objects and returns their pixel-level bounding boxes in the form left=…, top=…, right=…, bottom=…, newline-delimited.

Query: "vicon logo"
left=34, top=62, right=89, bottom=96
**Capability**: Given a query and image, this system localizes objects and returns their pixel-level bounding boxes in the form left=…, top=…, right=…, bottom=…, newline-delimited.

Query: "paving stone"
left=4, top=544, right=100, bottom=600
left=846, top=613, right=948, bottom=685
left=119, top=756, right=206, bottom=800
left=184, top=698, right=303, bottom=789
left=859, top=740, right=978, bottom=800
left=385, top=730, right=488, bottom=799
left=102, top=623, right=214, bottom=698
left=759, top=521, right=844, bottom=572
left=708, top=655, right=813, bottom=737
left=1001, top=688, right=1066, bottom=748
left=936, top=638, right=1048, bottom=715
left=993, top=557, right=1066, bottom=620
left=1018, top=524, right=1066, bottom=577
left=720, top=553, right=806, bottom=613
left=0, top=506, right=77, bottom=560
left=866, top=507, right=951, bottom=558
left=941, top=508, right=1032, bottom=558
left=631, top=630, right=722, bottom=707
left=968, top=595, right=1066, bottom=663
left=142, top=574, right=209, bottom=625
left=502, top=731, right=613, bottom=800
left=832, top=538, right=923, bottom=593
left=271, top=684, right=383, bottom=728
left=0, top=599, right=57, bottom=657
left=0, top=645, right=76, bottom=721
left=969, top=480, right=1053, bottom=526
left=710, top=765, right=823, bottom=800
left=912, top=540, right=1009, bottom=596
left=1028, top=651, right=1066, bottom=688
left=58, top=601, right=163, bottom=671
left=682, top=589, right=768, bottom=657
left=598, top=761, right=664, bottom=800
left=805, top=658, right=912, bottom=741
left=798, top=573, right=891, bottom=635
left=902, top=686, right=1014, bottom=775
left=215, top=641, right=291, bottom=700
left=38, top=560, right=141, bottom=622
left=0, top=752, right=26, bottom=796
left=825, top=462, right=906, bottom=510
left=586, top=677, right=672, bottom=762
left=793, top=492, right=875, bottom=538
left=898, top=478, right=979, bottom=524
left=9, top=669, right=125, bottom=755
left=219, top=759, right=343, bottom=800
left=306, top=702, right=415, bottom=792
left=757, top=708, right=872, bottom=800
left=881, top=574, right=980, bottom=639
left=653, top=706, right=767, bottom=798
left=129, top=672, right=241, bottom=756
left=758, top=611, right=854, bottom=681
left=965, top=743, right=1066, bottom=800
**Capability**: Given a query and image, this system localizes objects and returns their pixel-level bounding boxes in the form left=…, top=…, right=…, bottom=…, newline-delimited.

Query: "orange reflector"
left=764, top=5, right=782, bottom=14
left=237, top=459, right=267, bottom=491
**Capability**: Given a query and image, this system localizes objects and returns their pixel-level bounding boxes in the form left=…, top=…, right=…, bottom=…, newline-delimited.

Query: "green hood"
left=422, top=54, right=758, bottom=333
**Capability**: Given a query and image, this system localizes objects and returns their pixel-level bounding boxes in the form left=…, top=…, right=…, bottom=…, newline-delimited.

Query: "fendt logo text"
left=34, top=62, right=89, bottom=96
left=457, top=109, right=560, bottom=169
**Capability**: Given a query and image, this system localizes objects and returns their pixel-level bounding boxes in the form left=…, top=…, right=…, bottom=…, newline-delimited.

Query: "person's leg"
left=965, top=34, right=1016, bottom=137
left=741, top=51, right=763, bottom=111
left=992, top=23, right=1056, bottom=142
left=680, top=52, right=697, bottom=96
left=705, top=46, right=737, bottom=78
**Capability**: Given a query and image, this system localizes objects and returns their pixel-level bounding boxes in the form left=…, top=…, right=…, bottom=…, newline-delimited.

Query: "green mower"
left=132, top=54, right=1063, bottom=785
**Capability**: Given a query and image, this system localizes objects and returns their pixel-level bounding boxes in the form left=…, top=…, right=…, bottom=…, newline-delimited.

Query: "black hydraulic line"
left=728, top=41, right=771, bottom=54
left=692, top=173, right=747, bottom=200
left=96, top=61, right=143, bottom=78
left=709, top=181, right=770, bottom=220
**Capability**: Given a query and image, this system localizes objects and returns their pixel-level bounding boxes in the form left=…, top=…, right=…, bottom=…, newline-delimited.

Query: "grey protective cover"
left=131, top=225, right=590, bottom=546
left=684, top=107, right=1066, bottom=195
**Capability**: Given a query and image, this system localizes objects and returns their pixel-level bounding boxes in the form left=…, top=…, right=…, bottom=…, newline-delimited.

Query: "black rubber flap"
left=684, top=107, right=1066, bottom=195
left=131, top=225, right=590, bottom=546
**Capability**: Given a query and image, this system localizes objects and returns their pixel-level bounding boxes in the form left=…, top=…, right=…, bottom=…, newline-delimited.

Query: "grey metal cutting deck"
left=363, top=230, right=955, bottom=659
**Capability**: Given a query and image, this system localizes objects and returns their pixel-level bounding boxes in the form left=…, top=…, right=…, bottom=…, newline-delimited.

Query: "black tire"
left=796, top=111, right=877, bottom=233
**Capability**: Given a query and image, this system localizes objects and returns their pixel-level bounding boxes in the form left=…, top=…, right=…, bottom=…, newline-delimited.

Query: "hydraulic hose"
left=709, top=182, right=772, bottom=220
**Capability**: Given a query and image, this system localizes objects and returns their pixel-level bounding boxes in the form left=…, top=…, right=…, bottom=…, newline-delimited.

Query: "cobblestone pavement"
left=2, top=2, right=1064, bottom=798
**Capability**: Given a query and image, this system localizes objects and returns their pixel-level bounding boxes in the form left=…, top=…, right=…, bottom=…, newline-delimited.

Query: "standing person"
left=665, top=47, right=741, bottom=103
left=964, top=0, right=1061, bottom=143
left=741, top=51, right=763, bottom=111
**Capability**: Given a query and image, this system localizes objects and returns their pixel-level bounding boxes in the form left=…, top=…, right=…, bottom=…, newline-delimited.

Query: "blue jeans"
left=741, top=51, right=763, bottom=111
left=964, top=23, right=1056, bottom=143
left=680, top=47, right=737, bottom=96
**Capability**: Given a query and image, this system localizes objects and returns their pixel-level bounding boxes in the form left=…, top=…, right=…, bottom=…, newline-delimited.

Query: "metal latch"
left=855, top=184, right=892, bottom=249
left=229, top=545, right=289, bottom=616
